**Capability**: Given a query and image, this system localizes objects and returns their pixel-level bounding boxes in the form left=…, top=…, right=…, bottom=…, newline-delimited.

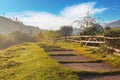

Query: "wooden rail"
left=105, top=37, right=120, bottom=39
left=53, top=36, right=120, bottom=55
left=69, top=35, right=120, bottom=39
left=54, top=35, right=120, bottom=47
left=80, top=41, right=105, bottom=44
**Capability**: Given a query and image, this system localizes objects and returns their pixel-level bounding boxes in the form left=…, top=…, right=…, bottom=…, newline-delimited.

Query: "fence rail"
left=54, top=35, right=120, bottom=46
left=53, top=35, right=120, bottom=55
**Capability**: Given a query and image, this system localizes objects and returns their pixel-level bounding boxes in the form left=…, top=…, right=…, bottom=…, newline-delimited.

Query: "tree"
left=105, top=26, right=111, bottom=30
left=0, top=34, right=14, bottom=49
left=31, top=32, right=44, bottom=42
left=82, top=23, right=103, bottom=35
left=0, top=34, right=9, bottom=49
left=72, top=10, right=105, bottom=35
left=59, top=26, right=73, bottom=37
left=9, top=30, right=30, bottom=43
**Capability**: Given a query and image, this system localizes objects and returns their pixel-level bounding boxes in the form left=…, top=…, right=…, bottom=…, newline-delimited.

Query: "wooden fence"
left=54, top=35, right=120, bottom=47
left=53, top=35, right=120, bottom=55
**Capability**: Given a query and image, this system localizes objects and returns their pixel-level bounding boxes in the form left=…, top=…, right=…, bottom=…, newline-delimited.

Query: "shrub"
left=104, top=28, right=120, bottom=49
left=82, top=23, right=103, bottom=35
left=0, top=30, right=44, bottom=49
left=59, top=26, right=73, bottom=37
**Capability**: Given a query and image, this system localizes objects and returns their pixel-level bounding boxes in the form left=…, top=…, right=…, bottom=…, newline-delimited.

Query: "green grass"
left=0, top=42, right=78, bottom=80
left=37, top=41, right=120, bottom=76
left=50, top=41, right=120, bottom=68
left=38, top=42, right=120, bottom=76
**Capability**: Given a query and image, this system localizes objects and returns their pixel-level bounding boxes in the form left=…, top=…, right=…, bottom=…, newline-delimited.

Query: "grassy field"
left=0, top=42, right=78, bottom=80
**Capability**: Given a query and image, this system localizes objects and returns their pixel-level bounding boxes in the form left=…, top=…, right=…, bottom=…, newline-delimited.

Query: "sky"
left=0, top=0, right=120, bottom=30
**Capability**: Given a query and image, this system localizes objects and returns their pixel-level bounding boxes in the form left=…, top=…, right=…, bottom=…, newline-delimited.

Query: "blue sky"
left=0, top=0, right=120, bottom=29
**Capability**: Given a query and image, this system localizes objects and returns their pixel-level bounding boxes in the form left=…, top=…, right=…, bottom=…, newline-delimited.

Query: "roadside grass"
left=0, top=42, right=78, bottom=80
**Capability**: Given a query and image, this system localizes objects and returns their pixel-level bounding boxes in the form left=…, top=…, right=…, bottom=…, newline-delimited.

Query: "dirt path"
left=62, top=63, right=119, bottom=72
left=51, top=56, right=92, bottom=61
left=48, top=51, right=120, bottom=80
left=48, top=51, right=77, bottom=55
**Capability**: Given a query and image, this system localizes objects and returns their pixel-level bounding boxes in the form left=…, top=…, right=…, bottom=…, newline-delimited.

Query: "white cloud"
left=61, top=2, right=108, bottom=20
left=5, top=2, right=108, bottom=30
left=6, top=11, right=71, bottom=30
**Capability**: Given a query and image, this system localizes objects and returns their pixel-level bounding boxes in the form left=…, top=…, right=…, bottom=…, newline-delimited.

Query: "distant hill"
left=106, top=20, right=120, bottom=28
left=0, top=16, right=43, bottom=35
left=73, top=20, right=120, bottom=35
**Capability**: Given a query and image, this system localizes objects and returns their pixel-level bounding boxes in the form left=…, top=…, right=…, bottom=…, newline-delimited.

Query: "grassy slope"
left=51, top=42, right=120, bottom=68
left=0, top=43, right=78, bottom=80
left=40, top=42, right=120, bottom=76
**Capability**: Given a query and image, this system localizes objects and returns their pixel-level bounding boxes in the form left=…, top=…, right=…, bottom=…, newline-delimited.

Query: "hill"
left=0, top=16, right=42, bottom=35
left=0, top=43, right=78, bottom=80
left=106, top=20, right=120, bottom=28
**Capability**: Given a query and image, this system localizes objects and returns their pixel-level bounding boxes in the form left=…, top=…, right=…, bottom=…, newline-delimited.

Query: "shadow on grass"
left=39, top=44, right=72, bottom=52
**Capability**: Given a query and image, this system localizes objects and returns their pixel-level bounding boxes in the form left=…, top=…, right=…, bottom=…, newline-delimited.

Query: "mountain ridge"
left=106, top=20, right=120, bottom=28
left=0, top=16, right=42, bottom=35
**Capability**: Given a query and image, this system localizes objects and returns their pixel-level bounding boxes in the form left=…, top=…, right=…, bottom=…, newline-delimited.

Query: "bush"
left=59, top=26, right=73, bottom=37
left=104, top=28, right=120, bottom=49
left=9, top=30, right=31, bottom=43
left=0, top=30, right=44, bottom=49
left=82, top=23, right=103, bottom=35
